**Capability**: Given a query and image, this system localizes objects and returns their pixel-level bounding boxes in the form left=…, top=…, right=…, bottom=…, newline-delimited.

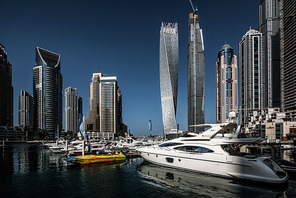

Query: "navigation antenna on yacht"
left=228, top=111, right=237, bottom=123
left=189, top=0, right=198, bottom=15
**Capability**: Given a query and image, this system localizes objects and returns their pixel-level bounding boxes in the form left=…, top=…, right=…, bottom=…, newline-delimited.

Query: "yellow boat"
left=64, top=152, right=126, bottom=164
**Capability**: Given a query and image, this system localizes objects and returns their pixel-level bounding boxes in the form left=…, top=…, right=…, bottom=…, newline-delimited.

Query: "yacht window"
left=174, top=146, right=213, bottom=153
left=181, top=133, right=196, bottom=137
left=166, top=158, right=174, bottom=163
left=221, top=145, right=241, bottom=156
left=159, top=142, right=183, bottom=147
left=195, top=147, right=214, bottom=153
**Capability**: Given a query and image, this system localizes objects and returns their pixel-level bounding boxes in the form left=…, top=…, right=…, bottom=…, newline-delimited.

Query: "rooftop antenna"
left=189, top=0, right=198, bottom=15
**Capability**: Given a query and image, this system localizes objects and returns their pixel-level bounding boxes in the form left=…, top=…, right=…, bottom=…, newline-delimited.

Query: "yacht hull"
left=137, top=147, right=288, bottom=184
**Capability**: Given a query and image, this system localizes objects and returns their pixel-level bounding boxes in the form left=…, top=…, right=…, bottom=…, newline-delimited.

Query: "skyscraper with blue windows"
left=159, top=22, right=178, bottom=136
left=33, top=47, right=63, bottom=138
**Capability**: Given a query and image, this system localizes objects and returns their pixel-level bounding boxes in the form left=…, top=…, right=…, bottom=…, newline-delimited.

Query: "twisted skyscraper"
left=159, top=22, right=178, bottom=136
left=188, top=12, right=205, bottom=132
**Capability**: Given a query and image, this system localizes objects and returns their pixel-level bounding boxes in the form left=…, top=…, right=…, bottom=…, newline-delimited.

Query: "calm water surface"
left=0, top=143, right=295, bottom=198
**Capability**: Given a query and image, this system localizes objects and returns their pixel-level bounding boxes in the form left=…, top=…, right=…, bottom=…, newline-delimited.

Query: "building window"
left=276, top=123, right=282, bottom=139
left=260, top=125, right=266, bottom=138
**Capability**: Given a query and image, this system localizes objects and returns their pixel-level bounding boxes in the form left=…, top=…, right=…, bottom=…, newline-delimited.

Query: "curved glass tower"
left=33, top=47, right=63, bottom=138
left=159, top=22, right=178, bottom=136
left=188, top=12, right=205, bottom=132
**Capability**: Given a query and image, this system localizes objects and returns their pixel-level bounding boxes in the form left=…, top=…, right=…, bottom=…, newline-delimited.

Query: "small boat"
left=71, top=143, right=105, bottom=156
left=64, top=152, right=126, bottom=164
left=49, top=146, right=63, bottom=154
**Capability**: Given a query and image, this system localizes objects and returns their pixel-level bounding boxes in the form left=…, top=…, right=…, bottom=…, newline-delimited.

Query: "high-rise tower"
left=100, top=77, right=118, bottom=134
left=239, top=30, right=265, bottom=124
left=85, top=72, right=102, bottom=132
left=259, top=0, right=281, bottom=108
left=216, top=44, right=238, bottom=123
left=187, top=11, right=205, bottom=132
left=280, top=0, right=296, bottom=117
left=33, top=47, right=63, bottom=138
left=159, top=22, right=178, bottom=136
left=85, top=73, right=124, bottom=137
left=78, top=96, right=83, bottom=120
left=65, top=87, right=80, bottom=133
left=0, top=43, right=13, bottom=126
left=18, top=90, right=33, bottom=128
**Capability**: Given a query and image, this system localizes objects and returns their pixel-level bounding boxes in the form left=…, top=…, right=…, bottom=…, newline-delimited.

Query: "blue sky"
left=1, top=0, right=259, bottom=136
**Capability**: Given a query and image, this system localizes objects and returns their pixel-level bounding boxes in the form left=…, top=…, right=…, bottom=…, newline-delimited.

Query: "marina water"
left=0, top=143, right=295, bottom=198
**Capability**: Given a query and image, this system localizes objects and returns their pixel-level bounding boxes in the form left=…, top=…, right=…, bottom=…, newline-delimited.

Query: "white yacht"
left=137, top=114, right=288, bottom=184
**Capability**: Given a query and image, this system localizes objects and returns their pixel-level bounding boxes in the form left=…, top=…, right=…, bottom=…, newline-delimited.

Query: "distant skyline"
left=1, top=0, right=259, bottom=136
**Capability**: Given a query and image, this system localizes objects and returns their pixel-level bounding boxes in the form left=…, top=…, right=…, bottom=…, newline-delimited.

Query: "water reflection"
left=1, top=144, right=295, bottom=198
left=0, top=144, right=67, bottom=176
left=137, top=161, right=285, bottom=198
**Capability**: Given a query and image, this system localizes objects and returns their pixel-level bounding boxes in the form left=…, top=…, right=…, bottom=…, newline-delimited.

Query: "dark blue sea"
left=0, top=143, right=295, bottom=198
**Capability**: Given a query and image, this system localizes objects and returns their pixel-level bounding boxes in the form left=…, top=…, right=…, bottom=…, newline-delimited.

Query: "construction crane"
left=189, top=0, right=198, bottom=15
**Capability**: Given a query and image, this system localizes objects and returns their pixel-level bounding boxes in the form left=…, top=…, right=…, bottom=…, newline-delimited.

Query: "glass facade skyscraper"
left=159, top=22, right=178, bottom=135
left=280, top=0, right=296, bottom=118
left=18, top=90, right=33, bottom=128
left=259, top=0, right=281, bottom=108
left=216, top=44, right=238, bottom=123
left=0, top=43, right=13, bottom=126
left=187, top=12, right=205, bottom=132
left=100, top=77, right=116, bottom=133
left=33, top=47, right=63, bottom=138
left=239, top=30, right=265, bottom=124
